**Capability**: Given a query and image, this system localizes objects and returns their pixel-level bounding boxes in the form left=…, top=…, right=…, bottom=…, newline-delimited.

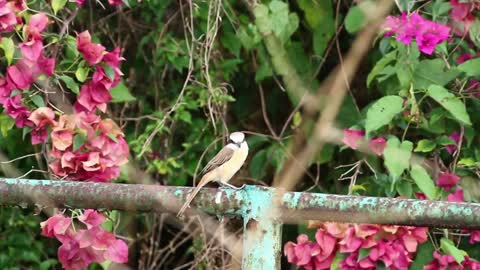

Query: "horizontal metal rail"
left=2, top=178, right=480, bottom=269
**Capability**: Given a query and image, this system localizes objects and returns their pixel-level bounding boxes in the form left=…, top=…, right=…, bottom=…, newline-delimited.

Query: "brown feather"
left=198, top=147, right=234, bottom=177
left=177, top=146, right=234, bottom=217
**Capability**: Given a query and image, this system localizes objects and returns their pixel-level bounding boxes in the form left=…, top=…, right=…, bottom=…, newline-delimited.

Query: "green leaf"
left=358, top=248, right=370, bottom=261
left=458, top=158, right=476, bottom=167
left=345, top=4, right=367, bottom=33
left=110, top=82, right=136, bottom=103
left=75, top=66, right=88, bottom=82
left=414, top=139, right=436, bottom=153
left=255, top=61, right=273, bottom=82
left=106, top=133, right=118, bottom=143
left=254, top=4, right=271, bottom=34
left=384, top=137, right=413, bottom=180
left=39, top=259, right=58, bottom=270
left=0, top=114, right=14, bottom=137
left=298, top=0, right=334, bottom=55
left=58, top=75, right=79, bottom=94
left=458, top=58, right=480, bottom=76
left=278, top=13, right=299, bottom=43
left=101, top=210, right=118, bottom=231
left=103, top=65, right=115, bottom=81
left=22, top=126, right=32, bottom=140
left=367, top=50, right=396, bottom=87
left=331, top=252, right=347, bottom=270
left=73, top=133, right=87, bottom=151
left=315, top=143, right=335, bottom=164
left=1, top=37, right=14, bottom=65
left=52, top=0, right=67, bottom=14
left=249, top=149, right=268, bottom=179
left=436, top=135, right=455, bottom=146
left=269, top=0, right=289, bottom=38
left=440, top=238, right=467, bottom=264
left=365, top=95, right=404, bottom=136
left=410, top=242, right=435, bottom=270
left=176, top=110, right=192, bottom=124
left=396, top=180, right=412, bottom=197
left=30, top=95, right=45, bottom=108
left=427, top=85, right=472, bottom=125
left=410, top=164, right=437, bottom=200
left=413, top=59, right=459, bottom=90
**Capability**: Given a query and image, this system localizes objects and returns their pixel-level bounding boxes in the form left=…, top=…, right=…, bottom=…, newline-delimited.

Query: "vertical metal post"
left=241, top=186, right=282, bottom=270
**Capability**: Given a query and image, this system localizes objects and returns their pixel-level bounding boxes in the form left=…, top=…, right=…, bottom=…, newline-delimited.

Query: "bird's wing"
left=199, top=146, right=234, bottom=177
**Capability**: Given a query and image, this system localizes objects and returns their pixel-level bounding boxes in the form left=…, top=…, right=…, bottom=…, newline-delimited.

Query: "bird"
left=177, top=131, right=249, bottom=217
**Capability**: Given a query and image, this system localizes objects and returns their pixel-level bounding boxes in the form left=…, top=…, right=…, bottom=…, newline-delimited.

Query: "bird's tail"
left=177, top=177, right=208, bottom=217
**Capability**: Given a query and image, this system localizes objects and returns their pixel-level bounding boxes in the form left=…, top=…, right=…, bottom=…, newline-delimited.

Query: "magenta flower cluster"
left=284, top=223, right=428, bottom=270
left=382, top=12, right=450, bottom=55
left=41, top=210, right=128, bottom=270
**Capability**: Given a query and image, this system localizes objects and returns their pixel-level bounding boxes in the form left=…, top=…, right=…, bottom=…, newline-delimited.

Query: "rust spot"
left=246, top=218, right=258, bottom=231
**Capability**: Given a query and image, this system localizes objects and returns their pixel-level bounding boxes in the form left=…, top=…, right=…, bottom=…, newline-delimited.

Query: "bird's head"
left=229, top=132, right=245, bottom=147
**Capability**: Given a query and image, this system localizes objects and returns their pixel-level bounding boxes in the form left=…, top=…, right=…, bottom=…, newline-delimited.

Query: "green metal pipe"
left=4, top=179, right=480, bottom=270
left=2, top=179, right=480, bottom=229
left=241, top=186, right=282, bottom=269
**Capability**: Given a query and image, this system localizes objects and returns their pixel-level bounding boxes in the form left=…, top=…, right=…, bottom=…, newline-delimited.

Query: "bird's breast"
left=218, top=146, right=248, bottom=182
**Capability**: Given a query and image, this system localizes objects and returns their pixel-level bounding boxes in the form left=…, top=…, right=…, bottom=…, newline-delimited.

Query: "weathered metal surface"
left=241, top=186, right=282, bottom=270
left=0, top=178, right=244, bottom=216
left=281, top=192, right=480, bottom=229
left=2, top=179, right=480, bottom=229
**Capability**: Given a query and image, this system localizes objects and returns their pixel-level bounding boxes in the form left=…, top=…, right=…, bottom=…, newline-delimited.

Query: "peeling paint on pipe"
left=2, top=179, right=480, bottom=229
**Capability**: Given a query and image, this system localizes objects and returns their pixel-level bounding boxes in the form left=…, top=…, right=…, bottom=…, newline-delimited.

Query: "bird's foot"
left=219, top=182, right=245, bottom=190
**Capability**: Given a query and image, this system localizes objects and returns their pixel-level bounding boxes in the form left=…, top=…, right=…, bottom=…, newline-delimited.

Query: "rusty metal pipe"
left=1, top=179, right=480, bottom=229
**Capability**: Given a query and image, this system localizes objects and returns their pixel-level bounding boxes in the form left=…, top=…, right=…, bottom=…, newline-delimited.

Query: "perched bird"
left=177, top=131, right=249, bottom=217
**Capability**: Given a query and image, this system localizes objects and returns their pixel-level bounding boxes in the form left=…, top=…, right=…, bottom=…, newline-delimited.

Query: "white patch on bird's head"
left=229, top=132, right=245, bottom=144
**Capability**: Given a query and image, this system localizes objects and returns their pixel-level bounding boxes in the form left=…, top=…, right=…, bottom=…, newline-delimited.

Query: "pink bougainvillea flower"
left=0, top=76, right=12, bottom=104
left=105, top=239, right=129, bottom=263
left=449, top=0, right=478, bottom=36
left=51, top=128, right=74, bottom=151
left=314, top=229, right=336, bottom=262
left=284, top=234, right=321, bottom=269
left=2, top=95, right=33, bottom=127
left=456, top=53, right=474, bottom=64
left=342, top=129, right=365, bottom=150
left=382, top=12, right=450, bottom=55
left=7, top=0, right=26, bottom=12
left=368, top=137, right=386, bottom=156
left=416, top=21, right=450, bottom=54
left=424, top=251, right=461, bottom=270
left=44, top=212, right=129, bottom=270
left=447, top=189, right=464, bottom=202
left=78, top=209, right=106, bottom=229
left=40, top=214, right=72, bottom=239
left=77, top=31, right=106, bottom=65
left=323, top=222, right=350, bottom=239
left=58, top=238, right=92, bottom=270
left=108, top=0, right=124, bottom=5
left=30, top=126, right=48, bottom=144
left=24, top=13, right=48, bottom=41
left=415, top=192, right=427, bottom=200
left=287, top=223, right=428, bottom=270
left=20, top=40, right=43, bottom=62
left=28, top=107, right=56, bottom=127
left=75, top=82, right=111, bottom=113
left=436, top=171, right=460, bottom=190
left=0, top=1, right=17, bottom=32
left=7, top=61, right=34, bottom=89
left=445, top=131, right=461, bottom=155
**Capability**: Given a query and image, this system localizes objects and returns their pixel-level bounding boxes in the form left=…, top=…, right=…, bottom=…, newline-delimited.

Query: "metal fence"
left=2, top=178, right=480, bottom=269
